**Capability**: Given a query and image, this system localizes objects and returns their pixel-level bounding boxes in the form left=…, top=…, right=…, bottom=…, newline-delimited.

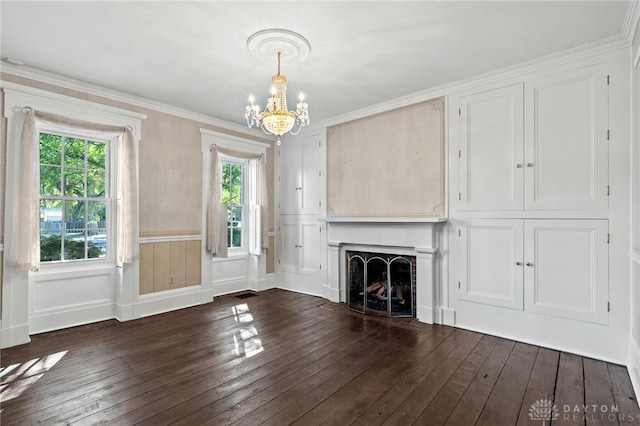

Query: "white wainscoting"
left=29, top=265, right=117, bottom=334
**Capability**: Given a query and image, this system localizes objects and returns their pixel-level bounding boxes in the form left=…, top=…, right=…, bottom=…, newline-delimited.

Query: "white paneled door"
left=524, top=219, right=609, bottom=324
left=459, top=84, right=524, bottom=211
left=459, top=219, right=524, bottom=309
left=525, top=63, right=609, bottom=211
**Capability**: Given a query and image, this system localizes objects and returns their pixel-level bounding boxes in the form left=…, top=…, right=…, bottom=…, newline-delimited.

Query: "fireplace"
left=347, top=251, right=416, bottom=317
left=325, top=217, right=446, bottom=324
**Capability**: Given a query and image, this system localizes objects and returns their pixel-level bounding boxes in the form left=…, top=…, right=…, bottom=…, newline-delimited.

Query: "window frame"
left=37, top=125, right=117, bottom=268
left=220, top=156, right=248, bottom=253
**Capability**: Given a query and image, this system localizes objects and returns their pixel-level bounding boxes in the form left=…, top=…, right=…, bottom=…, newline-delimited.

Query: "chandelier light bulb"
left=299, top=93, right=305, bottom=101
left=249, top=94, right=255, bottom=104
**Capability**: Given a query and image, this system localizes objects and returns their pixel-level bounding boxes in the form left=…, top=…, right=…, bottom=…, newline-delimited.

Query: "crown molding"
left=314, top=35, right=629, bottom=129
left=0, top=62, right=270, bottom=139
left=622, top=0, right=640, bottom=42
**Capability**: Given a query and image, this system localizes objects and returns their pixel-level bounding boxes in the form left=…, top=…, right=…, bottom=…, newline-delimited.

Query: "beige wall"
left=327, top=98, right=445, bottom=217
left=0, top=73, right=276, bottom=269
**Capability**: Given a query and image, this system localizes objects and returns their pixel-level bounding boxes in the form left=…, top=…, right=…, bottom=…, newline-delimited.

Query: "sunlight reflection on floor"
left=232, top=303, right=264, bottom=359
left=0, top=350, right=68, bottom=403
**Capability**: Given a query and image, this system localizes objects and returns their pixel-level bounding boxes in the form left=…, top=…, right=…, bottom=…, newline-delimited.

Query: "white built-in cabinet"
left=276, top=134, right=324, bottom=293
left=279, top=220, right=322, bottom=275
left=454, top=60, right=611, bottom=328
left=279, top=134, right=322, bottom=215
left=459, top=62, right=609, bottom=211
left=459, top=218, right=608, bottom=324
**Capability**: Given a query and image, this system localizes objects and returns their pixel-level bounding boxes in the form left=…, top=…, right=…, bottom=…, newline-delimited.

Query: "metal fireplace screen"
left=347, top=251, right=416, bottom=317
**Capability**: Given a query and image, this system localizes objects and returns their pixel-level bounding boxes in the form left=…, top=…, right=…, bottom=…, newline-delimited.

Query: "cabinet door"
left=279, top=222, right=299, bottom=271
left=300, top=222, right=321, bottom=274
left=139, top=243, right=155, bottom=295
left=524, top=219, right=608, bottom=324
left=459, top=84, right=524, bottom=211
left=278, top=135, right=321, bottom=215
left=459, top=219, right=524, bottom=309
left=278, top=141, right=301, bottom=214
left=300, top=135, right=321, bottom=215
left=524, top=64, right=608, bottom=210
left=153, top=242, right=171, bottom=292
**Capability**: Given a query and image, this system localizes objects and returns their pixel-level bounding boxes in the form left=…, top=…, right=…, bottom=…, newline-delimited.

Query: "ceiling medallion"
left=244, top=29, right=311, bottom=145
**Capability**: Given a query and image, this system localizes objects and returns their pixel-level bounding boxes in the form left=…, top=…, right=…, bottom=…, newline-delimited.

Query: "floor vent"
left=235, top=292, right=258, bottom=299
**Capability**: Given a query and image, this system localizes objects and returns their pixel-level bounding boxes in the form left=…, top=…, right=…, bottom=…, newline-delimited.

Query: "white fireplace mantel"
left=324, top=217, right=446, bottom=324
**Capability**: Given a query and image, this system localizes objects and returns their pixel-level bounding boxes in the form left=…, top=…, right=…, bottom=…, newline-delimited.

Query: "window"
left=39, top=131, right=111, bottom=262
left=221, top=160, right=245, bottom=249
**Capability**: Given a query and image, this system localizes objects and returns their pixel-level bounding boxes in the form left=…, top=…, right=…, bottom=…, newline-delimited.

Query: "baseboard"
left=29, top=303, right=115, bottom=335
left=628, top=336, right=640, bottom=401
left=323, top=285, right=340, bottom=303
left=136, top=285, right=210, bottom=318
left=212, top=277, right=250, bottom=297
left=0, top=323, right=30, bottom=348
left=249, top=274, right=275, bottom=292
left=441, top=307, right=456, bottom=326
left=417, top=305, right=435, bottom=324
left=115, top=302, right=136, bottom=321
left=273, top=284, right=323, bottom=298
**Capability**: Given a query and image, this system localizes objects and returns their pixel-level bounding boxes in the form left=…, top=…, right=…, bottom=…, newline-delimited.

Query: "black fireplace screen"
left=347, top=251, right=416, bottom=317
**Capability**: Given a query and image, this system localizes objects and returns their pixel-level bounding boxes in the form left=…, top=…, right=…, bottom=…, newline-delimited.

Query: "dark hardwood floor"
left=1, top=289, right=638, bottom=425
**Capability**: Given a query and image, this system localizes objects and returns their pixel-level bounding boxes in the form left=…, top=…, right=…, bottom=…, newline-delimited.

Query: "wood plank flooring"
left=1, top=289, right=638, bottom=425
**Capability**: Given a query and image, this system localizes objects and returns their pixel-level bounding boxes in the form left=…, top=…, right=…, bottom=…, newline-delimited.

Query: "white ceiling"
left=0, top=1, right=632, bottom=127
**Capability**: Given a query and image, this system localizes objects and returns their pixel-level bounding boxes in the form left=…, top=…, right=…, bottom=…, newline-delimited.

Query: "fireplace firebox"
left=347, top=251, right=416, bottom=317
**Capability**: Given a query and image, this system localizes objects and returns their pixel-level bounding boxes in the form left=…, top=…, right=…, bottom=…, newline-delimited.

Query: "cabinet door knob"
left=515, top=163, right=523, bottom=168
left=526, top=162, right=534, bottom=167
left=526, top=262, right=534, bottom=267
left=516, top=261, right=522, bottom=266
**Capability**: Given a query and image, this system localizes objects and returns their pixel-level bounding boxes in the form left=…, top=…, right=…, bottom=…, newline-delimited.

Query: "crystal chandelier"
left=245, top=51, right=309, bottom=145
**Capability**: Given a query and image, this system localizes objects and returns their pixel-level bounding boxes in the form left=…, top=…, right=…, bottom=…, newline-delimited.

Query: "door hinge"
left=319, top=170, right=322, bottom=177
left=607, top=233, right=610, bottom=244
left=319, top=226, right=322, bottom=233
left=458, top=108, right=461, bottom=116
left=607, top=185, right=610, bottom=196
left=608, top=302, right=610, bottom=312
left=318, top=140, right=321, bottom=147
left=458, top=192, right=461, bottom=201
left=458, top=281, right=461, bottom=289
left=458, top=229, right=461, bottom=237
left=278, top=203, right=280, bottom=209
left=607, top=130, right=610, bottom=141
left=319, top=201, right=322, bottom=207
left=458, top=150, right=461, bottom=158
left=607, top=75, right=610, bottom=85
left=278, top=176, right=281, bottom=182
left=278, top=259, right=281, bottom=265
left=319, top=264, right=322, bottom=270
left=277, top=226, right=280, bottom=232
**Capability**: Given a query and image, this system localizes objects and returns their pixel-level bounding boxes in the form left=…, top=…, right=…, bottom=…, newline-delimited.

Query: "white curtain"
left=206, top=145, right=268, bottom=255
left=11, top=110, right=139, bottom=271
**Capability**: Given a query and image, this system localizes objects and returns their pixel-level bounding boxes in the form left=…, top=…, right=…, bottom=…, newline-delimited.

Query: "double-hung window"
left=220, top=159, right=246, bottom=251
left=39, top=130, right=112, bottom=263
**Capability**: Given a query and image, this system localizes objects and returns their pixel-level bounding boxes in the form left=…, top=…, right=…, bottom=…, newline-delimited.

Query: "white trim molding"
left=1, top=83, right=145, bottom=347
left=139, top=235, right=202, bottom=244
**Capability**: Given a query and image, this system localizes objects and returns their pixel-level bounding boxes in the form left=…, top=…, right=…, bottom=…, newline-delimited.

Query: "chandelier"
left=245, top=51, right=309, bottom=145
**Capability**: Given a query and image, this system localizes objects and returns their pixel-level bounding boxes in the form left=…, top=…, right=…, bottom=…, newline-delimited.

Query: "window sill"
left=32, top=258, right=116, bottom=276
left=211, top=251, right=249, bottom=262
